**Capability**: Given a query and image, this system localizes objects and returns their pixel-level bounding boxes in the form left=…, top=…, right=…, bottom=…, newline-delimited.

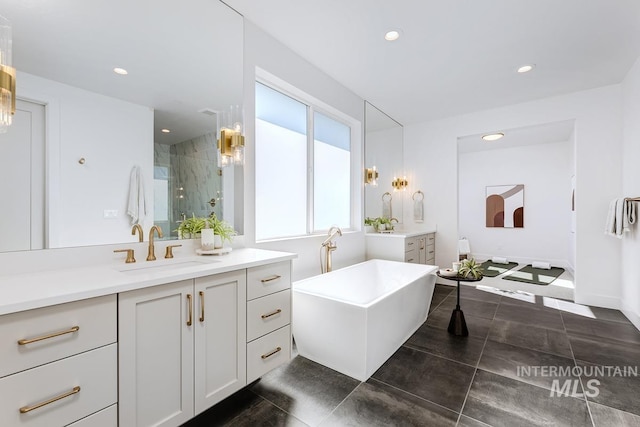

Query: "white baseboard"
left=621, top=305, right=640, bottom=332
left=574, top=293, right=620, bottom=310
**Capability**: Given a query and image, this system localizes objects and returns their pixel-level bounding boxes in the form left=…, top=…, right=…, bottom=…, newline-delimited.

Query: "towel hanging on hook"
left=412, top=190, right=424, bottom=223
left=382, top=192, right=392, bottom=218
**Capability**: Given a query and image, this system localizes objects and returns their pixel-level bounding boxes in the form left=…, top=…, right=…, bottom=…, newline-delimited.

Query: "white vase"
left=214, top=234, right=223, bottom=249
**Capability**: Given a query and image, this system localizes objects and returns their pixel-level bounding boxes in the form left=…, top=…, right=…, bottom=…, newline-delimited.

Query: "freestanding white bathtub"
left=292, top=259, right=437, bottom=381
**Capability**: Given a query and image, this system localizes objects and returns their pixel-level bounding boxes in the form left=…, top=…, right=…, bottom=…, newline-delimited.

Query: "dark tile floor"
left=184, top=284, right=640, bottom=427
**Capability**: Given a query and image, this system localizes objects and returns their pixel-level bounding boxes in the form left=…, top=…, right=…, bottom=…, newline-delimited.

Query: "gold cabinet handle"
left=199, top=291, right=205, bottom=323
left=260, top=275, right=281, bottom=283
left=261, top=346, right=282, bottom=359
left=19, top=386, right=81, bottom=413
left=186, top=294, right=193, bottom=326
left=407, top=242, right=414, bottom=246
left=18, top=326, right=80, bottom=346
left=261, top=309, right=282, bottom=319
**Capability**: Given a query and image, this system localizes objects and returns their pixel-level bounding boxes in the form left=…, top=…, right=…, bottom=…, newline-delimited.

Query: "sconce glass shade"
left=364, top=166, right=378, bottom=186
left=0, top=15, right=15, bottom=134
left=217, top=105, right=244, bottom=167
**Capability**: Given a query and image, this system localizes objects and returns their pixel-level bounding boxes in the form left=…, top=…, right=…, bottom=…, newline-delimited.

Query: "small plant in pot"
left=209, top=213, right=236, bottom=247
left=458, top=258, right=483, bottom=279
left=176, top=214, right=208, bottom=239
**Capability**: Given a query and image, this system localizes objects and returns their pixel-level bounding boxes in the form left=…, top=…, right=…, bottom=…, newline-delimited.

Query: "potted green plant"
left=376, top=216, right=393, bottom=232
left=176, top=214, right=205, bottom=239
left=458, top=258, right=483, bottom=279
left=209, top=213, right=236, bottom=247
left=364, top=217, right=377, bottom=233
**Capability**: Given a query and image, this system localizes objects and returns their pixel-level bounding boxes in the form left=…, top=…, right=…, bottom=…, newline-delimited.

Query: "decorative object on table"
left=486, top=184, right=524, bottom=228
left=382, top=192, right=392, bottom=219
left=452, top=261, right=461, bottom=272
left=479, top=260, right=518, bottom=277
left=457, top=258, right=483, bottom=280
left=412, top=190, right=424, bottom=223
left=438, top=268, right=458, bottom=277
left=458, top=238, right=471, bottom=261
left=200, top=224, right=215, bottom=250
left=196, top=247, right=233, bottom=256
left=502, top=264, right=565, bottom=285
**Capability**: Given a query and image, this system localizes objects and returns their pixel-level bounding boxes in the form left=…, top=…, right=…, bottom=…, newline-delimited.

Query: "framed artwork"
left=486, top=184, right=524, bottom=228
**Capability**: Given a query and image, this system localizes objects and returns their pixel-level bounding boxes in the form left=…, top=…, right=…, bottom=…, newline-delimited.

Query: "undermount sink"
left=116, top=259, right=218, bottom=275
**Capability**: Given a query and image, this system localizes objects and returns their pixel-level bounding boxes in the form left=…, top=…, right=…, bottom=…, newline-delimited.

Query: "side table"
left=436, top=271, right=483, bottom=336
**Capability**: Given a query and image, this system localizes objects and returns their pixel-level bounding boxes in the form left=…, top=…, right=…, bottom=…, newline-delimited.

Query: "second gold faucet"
left=147, top=225, right=163, bottom=261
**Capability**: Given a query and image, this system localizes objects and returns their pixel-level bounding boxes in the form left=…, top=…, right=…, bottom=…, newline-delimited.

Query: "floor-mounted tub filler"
left=292, top=259, right=437, bottom=381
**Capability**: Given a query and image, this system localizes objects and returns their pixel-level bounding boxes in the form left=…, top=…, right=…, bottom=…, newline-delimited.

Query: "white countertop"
left=365, top=229, right=437, bottom=238
left=0, top=248, right=296, bottom=316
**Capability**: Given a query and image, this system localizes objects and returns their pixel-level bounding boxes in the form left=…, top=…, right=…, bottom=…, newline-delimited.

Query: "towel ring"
left=412, top=190, right=424, bottom=201
left=382, top=192, right=392, bottom=202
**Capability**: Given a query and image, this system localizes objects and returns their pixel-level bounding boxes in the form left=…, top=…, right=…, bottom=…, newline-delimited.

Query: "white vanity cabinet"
left=366, top=232, right=436, bottom=265
left=0, top=295, right=117, bottom=427
left=118, top=270, right=247, bottom=427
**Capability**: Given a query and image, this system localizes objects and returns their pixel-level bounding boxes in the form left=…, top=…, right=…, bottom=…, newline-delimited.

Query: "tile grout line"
left=561, top=311, right=596, bottom=427
left=248, top=388, right=312, bottom=426
left=368, top=377, right=461, bottom=419
left=314, top=381, right=363, bottom=426
left=455, top=295, right=500, bottom=425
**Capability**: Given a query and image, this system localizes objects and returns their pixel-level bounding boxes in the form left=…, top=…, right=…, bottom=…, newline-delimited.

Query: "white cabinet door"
left=194, top=271, right=247, bottom=415
left=118, top=280, right=194, bottom=427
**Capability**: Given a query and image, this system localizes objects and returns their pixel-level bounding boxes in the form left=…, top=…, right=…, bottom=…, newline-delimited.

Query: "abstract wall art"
left=486, top=184, right=524, bottom=228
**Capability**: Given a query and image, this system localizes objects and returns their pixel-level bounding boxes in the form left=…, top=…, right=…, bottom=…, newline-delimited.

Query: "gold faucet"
left=321, top=226, right=342, bottom=273
left=147, top=225, right=163, bottom=261
left=131, top=224, right=144, bottom=242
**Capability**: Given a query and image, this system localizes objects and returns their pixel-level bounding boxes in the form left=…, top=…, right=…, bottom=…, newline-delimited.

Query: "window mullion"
left=307, top=105, right=314, bottom=235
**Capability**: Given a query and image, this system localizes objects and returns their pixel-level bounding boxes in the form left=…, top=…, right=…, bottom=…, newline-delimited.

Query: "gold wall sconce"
left=0, top=15, right=16, bottom=133
left=217, top=105, right=244, bottom=167
left=392, top=176, right=408, bottom=191
left=364, top=166, right=379, bottom=186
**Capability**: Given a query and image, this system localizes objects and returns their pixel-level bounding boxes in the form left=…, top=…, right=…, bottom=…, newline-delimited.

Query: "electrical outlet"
left=104, top=209, right=118, bottom=219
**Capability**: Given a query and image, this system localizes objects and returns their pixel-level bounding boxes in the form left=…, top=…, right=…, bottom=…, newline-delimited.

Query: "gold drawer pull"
left=261, top=309, right=282, bottom=319
left=261, top=346, right=282, bottom=359
left=260, top=275, right=281, bottom=283
left=186, top=294, right=193, bottom=326
left=19, top=386, right=81, bottom=413
left=407, top=242, right=414, bottom=246
left=199, top=291, right=205, bottom=323
left=17, top=326, right=80, bottom=345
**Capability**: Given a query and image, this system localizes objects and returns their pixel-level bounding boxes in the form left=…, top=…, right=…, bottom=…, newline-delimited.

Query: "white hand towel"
left=623, top=199, right=637, bottom=234
left=492, top=256, right=508, bottom=264
left=532, top=261, right=551, bottom=270
left=127, top=166, right=146, bottom=225
left=414, top=198, right=424, bottom=223
left=605, top=199, right=617, bottom=236
left=382, top=198, right=392, bottom=219
left=615, top=198, right=625, bottom=238
left=458, top=239, right=471, bottom=255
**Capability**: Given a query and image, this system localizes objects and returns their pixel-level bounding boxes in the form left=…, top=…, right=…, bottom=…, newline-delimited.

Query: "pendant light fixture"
left=0, top=15, right=15, bottom=133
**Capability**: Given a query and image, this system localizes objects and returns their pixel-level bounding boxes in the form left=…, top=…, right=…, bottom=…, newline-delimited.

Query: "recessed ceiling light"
left=482, top=133, right=505, bottom=141
left=384, top=30, right=401, bottom=41
left=113, top=67, right=128, bottom=75
left=161, top=128, right=171, bottom=133
left=517, top=64, right=535, bottom=73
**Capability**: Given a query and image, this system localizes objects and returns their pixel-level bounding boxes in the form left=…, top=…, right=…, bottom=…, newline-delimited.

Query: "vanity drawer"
left=0, top=343, right=117, bottom=427
left=426, top=233, right=435, bottom=245
left=247, top=261, right=291, bottom=300
left=247, top=290, right=291, bottom=342
left=426, top=244, right=435, bottom=260
left=404, top=249, right=418, bottom=263
left=67, top=404, right=117, bottom=427
left=247, top=325, right=291, bottom=383
left=0, top=295, right=117, bottom=378
left=404, top=237, right=418, bottom=252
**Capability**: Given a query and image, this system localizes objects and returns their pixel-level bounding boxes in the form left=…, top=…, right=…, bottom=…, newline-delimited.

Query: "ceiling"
left=225, top=0, right=640, bottom=126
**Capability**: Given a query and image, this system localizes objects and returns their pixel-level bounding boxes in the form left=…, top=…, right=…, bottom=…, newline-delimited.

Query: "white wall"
left=404, top=85, right=622, bottom=308
left=242, top=22, right=366, bottom=281
left=18, top=72, right=154, bottom=247
left=459, top=140, right=572, bottom=267
left=621, top=56, right=640, bottom=330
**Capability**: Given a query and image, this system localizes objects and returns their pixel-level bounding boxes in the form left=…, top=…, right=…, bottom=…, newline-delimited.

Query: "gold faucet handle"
left=165, top=244, right=182, bottom=259
left=114, top=249, right=136, bottom=263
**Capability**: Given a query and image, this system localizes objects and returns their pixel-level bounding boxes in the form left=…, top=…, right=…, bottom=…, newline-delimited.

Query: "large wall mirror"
left=364, top=101, right=403, bottom=223
left=0, top=0, right=243, bottom=252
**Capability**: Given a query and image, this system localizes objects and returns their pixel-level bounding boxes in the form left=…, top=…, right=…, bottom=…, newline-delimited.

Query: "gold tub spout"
left=147, top=225, right=163, bottom=261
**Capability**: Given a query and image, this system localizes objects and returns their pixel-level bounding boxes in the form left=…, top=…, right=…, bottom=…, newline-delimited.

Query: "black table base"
left=436, top=271, right=481, bottom=337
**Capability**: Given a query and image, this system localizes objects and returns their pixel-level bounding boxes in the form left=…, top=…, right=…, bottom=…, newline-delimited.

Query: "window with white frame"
left=255, top=81, right=353, bottom=241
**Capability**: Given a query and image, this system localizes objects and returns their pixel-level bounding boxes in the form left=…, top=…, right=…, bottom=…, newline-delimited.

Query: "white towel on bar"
left=414, top=198, right=424, bottom=223
left=127, top=165, right=146, bottom=225
left=492, top=256, right=508, bottom=264
left=458, top=239, right=471, bottom=255
left=382, top=198, right=392, bottom=219
left=605, top=198, right=636, bottom=239
left=532, top=261, right=551, bottom=270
